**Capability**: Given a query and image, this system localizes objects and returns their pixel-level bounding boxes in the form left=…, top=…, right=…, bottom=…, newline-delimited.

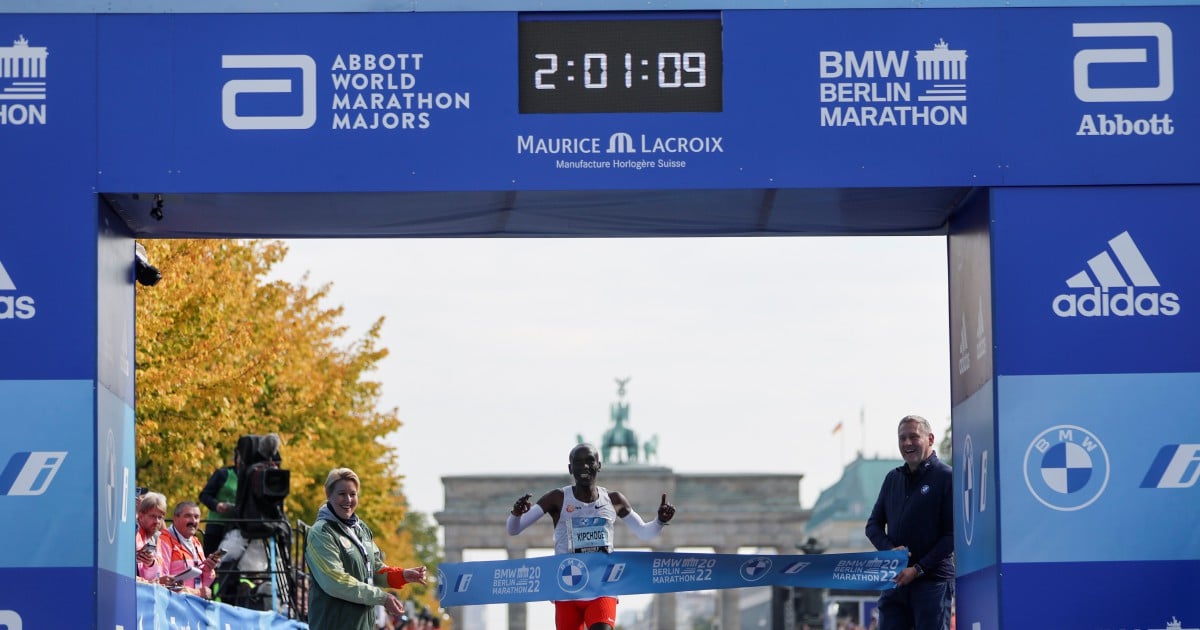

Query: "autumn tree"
left=135, top=239, right=421, bottom=581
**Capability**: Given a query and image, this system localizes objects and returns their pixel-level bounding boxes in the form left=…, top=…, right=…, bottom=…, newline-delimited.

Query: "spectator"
left=306, top=467, right=427, bottom=630
left=198, top=448, right=239, bottom=556
left=135, top=492, right=171, bottom=585
left=161, top=501, right=221, bottom=598
left=866, top=415, right=954, bottom=630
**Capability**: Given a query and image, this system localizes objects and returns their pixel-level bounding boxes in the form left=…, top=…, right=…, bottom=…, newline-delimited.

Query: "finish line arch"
left=1, top=2, right=1197, bottom=629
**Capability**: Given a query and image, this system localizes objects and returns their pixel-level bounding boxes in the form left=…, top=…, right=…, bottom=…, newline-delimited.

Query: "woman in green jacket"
left=306, top=468, right=427, bottom=630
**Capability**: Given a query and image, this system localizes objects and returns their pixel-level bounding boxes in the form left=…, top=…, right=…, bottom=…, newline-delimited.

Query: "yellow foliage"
left=135, top=239, right=422, bottom=580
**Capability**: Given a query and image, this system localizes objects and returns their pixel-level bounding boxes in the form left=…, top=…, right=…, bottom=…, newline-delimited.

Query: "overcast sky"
left=271, top=235, right=951, bottom=519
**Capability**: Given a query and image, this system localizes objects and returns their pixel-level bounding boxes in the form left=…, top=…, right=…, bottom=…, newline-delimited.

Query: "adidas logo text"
left=1052, top=286, right=1179, bottom=317
left=1051, top=231, right=1180, bottom=319
left=0, top=258, right=37, bottom=320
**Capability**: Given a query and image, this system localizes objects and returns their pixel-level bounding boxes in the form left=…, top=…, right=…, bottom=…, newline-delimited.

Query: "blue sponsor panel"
left=998, top=373, right=1200, bottom=564
left=98, top=568, right=136, bottom=630
left=0, top=15, right=97, bottom=171
left=0, top=380, right=94, bottom=568
left=1000, top=560, right=1200, bottom=629
left=89, top=9, right=1199, bottom=194
left=96, top=386, right=136, bottom=576
left=998, top=7, right=1197, bottom=185
left=0, top=567, right=96, bottom=628
left=99, top=12, right=518, bottom=192
left=0, top=17, right=100, bottom=379
left=0, top=195, right=101, bottom=380
left=953, top=382, right=997, bottom=577
left=725, top=9, right=1005, bottom=188
left=992, top=186, right=1200, bottom=376
left=94, top=10, right=1003, bottom=192
left=955, top=565, right=999, bottom=630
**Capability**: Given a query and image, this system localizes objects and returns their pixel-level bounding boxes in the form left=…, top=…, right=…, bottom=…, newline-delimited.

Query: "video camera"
left=234, top=433, right=290, bottom=539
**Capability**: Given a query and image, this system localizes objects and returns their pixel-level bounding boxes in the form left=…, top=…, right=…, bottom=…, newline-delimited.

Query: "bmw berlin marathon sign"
left=818, top=37, right=968, bottom=128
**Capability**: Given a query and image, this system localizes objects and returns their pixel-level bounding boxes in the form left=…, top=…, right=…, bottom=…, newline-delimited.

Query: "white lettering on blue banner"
left=436, top=549, right=908, bottom=607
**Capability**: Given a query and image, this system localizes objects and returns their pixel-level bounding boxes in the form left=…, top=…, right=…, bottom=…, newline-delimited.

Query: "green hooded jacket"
left=305, top=504, right=391, bottom=630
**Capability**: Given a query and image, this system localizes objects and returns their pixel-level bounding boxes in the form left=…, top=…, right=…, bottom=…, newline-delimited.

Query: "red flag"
left=832, top=421, right=844, bottom=435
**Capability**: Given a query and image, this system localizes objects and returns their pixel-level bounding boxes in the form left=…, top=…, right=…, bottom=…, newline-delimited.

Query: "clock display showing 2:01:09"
left=518, top=15, right=723, bottom=114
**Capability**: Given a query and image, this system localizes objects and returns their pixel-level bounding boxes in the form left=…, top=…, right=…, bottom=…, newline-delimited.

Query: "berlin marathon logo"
left=0, top=34, right=48, bottom=126
left=818, top=38, right=967, bottom=128
left=1052, top=231, right=1179, bottom=318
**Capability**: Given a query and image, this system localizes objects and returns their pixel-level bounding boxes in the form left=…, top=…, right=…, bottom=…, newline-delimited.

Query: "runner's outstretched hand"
left=657, top=493, right=676, bottom=524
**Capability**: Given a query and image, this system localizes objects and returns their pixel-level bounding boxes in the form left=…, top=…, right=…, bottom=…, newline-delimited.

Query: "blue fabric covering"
left=136, top=582, right=307, bottom=629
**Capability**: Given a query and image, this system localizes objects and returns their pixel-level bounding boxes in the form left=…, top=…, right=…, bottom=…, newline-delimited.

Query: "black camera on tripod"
left=234, top=433, right=290, bottom=539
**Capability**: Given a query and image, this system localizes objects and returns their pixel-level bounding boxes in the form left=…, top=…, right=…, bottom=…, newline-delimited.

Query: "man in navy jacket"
left=866, top=415, right=954, bottom=630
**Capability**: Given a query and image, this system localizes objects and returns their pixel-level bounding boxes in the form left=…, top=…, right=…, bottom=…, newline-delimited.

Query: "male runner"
left=507, top=443, right=676, bottom=630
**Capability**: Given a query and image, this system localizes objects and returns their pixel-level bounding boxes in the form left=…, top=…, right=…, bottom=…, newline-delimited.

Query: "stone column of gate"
left=715, top=546, right=741, bottom=630
left=651, top=543, right=676, bottom=630
left=442, top=547, right=464, bottom=630
left=506, top=547, right=528, bottom=630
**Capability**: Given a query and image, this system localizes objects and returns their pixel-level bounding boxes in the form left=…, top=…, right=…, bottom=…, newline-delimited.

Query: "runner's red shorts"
left=554, top=596, right=617, bottom=629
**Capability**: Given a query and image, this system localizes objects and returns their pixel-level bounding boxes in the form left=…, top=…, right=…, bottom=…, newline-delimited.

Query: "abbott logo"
left=0, top=258, right=36, bottom=320
left=1073, top=22, right=1173, bottom=103
left=0, top=451, right=67, bottom=496
left=222, top=54, right=316, bottom=130
left=0, top=610, right=22, bottom=630
left=1052, top=231, right=1179, bottom=318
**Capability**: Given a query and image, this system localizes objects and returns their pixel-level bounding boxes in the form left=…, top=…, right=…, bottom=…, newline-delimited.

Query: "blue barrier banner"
left=136, top=582, right=307, bottom=629
left=436, top=549, right=907, bottom=607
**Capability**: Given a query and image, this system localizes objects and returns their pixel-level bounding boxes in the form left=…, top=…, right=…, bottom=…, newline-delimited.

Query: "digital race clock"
left=518, top=14, right=723, bottom=114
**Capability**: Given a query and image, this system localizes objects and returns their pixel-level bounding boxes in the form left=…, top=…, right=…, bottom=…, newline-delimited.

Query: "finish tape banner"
left=437, top=549, right=908, bottom=606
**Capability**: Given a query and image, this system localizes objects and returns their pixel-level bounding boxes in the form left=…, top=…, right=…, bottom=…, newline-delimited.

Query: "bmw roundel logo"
left=960, top=434, right=975, bottom=546
left=738, top=557, right=773, bottom=582
left=436, top=569, right=447, bottom=600
left=105, top=429, right=118, bottom=544
left=558, top=557, right=589, bottom=593
left=1023, top=424, right=1110, bottom=511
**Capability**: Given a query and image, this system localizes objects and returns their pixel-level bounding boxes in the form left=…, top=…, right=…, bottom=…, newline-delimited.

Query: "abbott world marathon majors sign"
left=0, top=4, right=1198, bottom=630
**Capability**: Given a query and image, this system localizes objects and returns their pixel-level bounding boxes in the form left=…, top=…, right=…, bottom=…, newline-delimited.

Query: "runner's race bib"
left=570, top=516, right=611, bottom=553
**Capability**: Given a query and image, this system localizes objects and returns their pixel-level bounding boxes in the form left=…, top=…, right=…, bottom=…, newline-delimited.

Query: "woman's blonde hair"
left=138, top=491, right=167, bottom=514
left=324, top=467, right=360, bottom=496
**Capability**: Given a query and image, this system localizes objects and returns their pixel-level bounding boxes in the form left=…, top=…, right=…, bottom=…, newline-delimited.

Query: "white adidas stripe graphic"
left=1052, top=230, right=1180, bottom=318
left=1064, top=231, right=1159, bottom=289
left=0, top=259, right=17, bottom=291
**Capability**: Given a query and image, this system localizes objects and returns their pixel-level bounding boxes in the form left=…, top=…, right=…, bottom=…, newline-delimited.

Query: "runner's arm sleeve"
left=621, top=510, right=665, bottom=541
left=506, top=504, right=545, bottom=535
